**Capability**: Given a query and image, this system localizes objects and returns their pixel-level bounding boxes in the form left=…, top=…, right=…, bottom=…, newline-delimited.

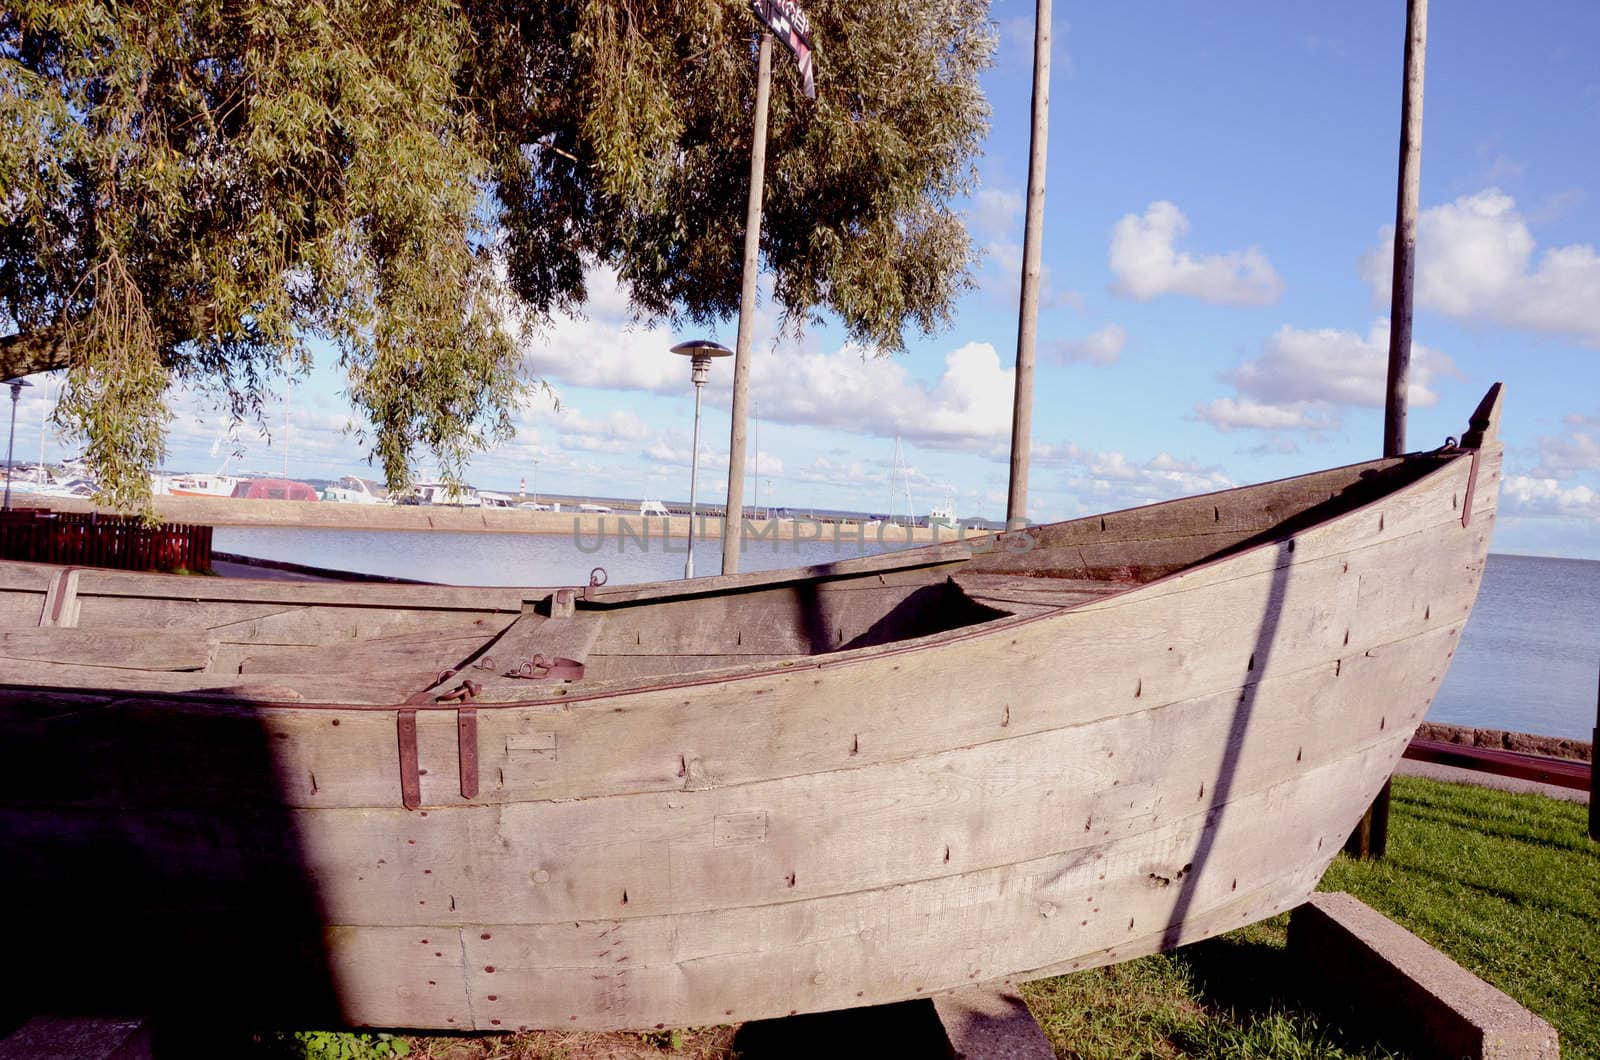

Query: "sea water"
left=1428, top=553, right=1598, bottom=741
left=213, top=521, right=923, bottom=589
left=213, top=527, right=1599, bottom=740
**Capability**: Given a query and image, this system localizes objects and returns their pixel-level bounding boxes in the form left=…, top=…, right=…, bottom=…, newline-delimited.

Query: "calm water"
left=1429, top=553, right=1599, bottom=741
left=213, top=522, right=922, bottom=589
left=214, top=528, right=1599, bottom=740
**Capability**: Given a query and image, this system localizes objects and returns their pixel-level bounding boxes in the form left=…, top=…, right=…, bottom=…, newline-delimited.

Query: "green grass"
left=1022, top=917, right=1406, bottom=1060
left=1323, top=776, right=1598, bottom=1059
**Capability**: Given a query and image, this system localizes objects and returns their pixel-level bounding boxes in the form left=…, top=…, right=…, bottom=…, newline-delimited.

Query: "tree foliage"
left=1, top=0, right=993, bottom=509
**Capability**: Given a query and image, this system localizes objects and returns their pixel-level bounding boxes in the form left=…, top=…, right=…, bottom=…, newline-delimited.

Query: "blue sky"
left=13, top=1, right=1600, bottom=556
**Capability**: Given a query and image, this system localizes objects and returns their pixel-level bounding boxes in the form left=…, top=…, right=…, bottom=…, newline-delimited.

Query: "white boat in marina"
left=322, top=476, right=388, bottom=504
left=397, top=481, right=480, bottom=506
left=162, top=472, right=243, bottom=498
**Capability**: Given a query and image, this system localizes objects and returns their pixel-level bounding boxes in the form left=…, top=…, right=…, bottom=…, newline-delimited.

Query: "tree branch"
left=1, top=326, right=71, bottom=381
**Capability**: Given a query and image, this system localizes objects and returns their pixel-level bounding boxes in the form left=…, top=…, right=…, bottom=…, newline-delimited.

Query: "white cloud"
left=1229, top=322, right=1454, bottom=408
left=516, top=270, right=686, bottom=396
left=1532, top=430, right=1600, bottom=480
left=1361, top=189, right=1600, bottom=347
left=1031, top=439, right=1233, bottom=506
left=1193, top=321, right=1455, bottom=435
left=1109, top=201, right=1285, bottom=306
left=748, top=341, right=1015, bottom=449
left=1064, top=452, right=1233, bottom=507
left=1502, top=475, right=1600, bottom=519
left=1044, top=324, right=1126, bottom=366
left=1192, top=396, right=1337, bottom=434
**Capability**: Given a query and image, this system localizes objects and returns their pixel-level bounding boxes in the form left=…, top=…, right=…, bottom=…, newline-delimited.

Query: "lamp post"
left=4, top=377, right=34, bottom=512
left=671, top=340, right=733, bottom=579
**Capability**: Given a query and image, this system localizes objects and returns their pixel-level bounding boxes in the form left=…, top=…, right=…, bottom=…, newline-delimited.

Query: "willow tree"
left=2, top=0, right=993, bottom=509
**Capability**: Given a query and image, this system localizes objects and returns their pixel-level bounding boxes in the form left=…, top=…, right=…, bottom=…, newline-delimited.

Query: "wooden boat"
left=0, top=386, right=1502, bottom=1030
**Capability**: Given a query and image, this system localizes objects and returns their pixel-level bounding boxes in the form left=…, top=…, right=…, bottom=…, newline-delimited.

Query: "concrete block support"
left=1289, top=892, right=1559, bottom=1059
left=932, top=987, right=1056, bottom=1060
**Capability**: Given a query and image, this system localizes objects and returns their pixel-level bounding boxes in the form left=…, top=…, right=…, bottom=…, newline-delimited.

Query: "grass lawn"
left=215, top=775, right=1597, bottom=1060
left=1322, top=776, right=1597, bottom=1059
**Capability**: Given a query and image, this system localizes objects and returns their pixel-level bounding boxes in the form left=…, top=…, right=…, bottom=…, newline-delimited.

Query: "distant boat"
left=322, top=476, right=388, bottom=504
left=477, top=491, right=518, bottom=509
left=397, top=481, right=479, bottom=506
left=0, top=386, right=1504, bottom=1032
left=229, top=477, right=320, bottom=502
left=163, top=472, right=242, bottom=498
left=929, top=487, right=959, bottom=529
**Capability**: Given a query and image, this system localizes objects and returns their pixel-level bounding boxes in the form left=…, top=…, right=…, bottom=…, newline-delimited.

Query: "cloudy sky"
left=13, top=1, right=1600, bottom=558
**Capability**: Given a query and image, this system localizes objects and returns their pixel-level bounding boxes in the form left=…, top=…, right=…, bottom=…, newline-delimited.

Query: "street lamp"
left=670, top=339, right=732, bottom=579
left=3, top=377, right=34, bottom=512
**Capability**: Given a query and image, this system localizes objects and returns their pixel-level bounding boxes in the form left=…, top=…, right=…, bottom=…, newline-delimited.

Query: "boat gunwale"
left=0, top=446, right=1424, bottom=610
left=0, top=446, right=1487, bottom=713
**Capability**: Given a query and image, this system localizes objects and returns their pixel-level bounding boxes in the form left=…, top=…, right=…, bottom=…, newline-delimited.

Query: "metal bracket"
left=397, top=709, right=421, bottom=811
left=1461, top=449, right=1481, bottom=529
left=458, top=707, right=479, bottom=800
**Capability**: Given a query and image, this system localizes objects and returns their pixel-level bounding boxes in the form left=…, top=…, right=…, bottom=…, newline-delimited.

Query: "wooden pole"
left=1383, top=0, right=1427, bottom=460
left=722, top=33, right=774, bottom=575
left=1589, top=662, right=1597, bottom=842
left=1006, top=0, right=1051, bottom=532
left=1350, top=0, right=1427, bottom=863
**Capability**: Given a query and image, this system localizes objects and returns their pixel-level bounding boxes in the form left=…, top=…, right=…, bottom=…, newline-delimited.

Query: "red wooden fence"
left=0, top=509, right=213, bottom=573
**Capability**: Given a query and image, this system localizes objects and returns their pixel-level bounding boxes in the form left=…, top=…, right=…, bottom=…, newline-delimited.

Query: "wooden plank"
left=334, top=739, right=1401, bottom=1029
left=37, top=568, right=80, bottom=627
left=1402, top=739, right=1590, bottom=792
left=951, top=573, right=1123, bottom=612
left=63, top=566, right=532, bottom=611
left=0, top=661, right=441, bottom=703
left=416, top=612, right=607, bottom=700
left=1, top=623, right=1450, bottom=929
left=236, top=620, right=516, bottom=675
left=587, top=577, right=981, bottom=659
left=0, top=627, right=214, bottom=671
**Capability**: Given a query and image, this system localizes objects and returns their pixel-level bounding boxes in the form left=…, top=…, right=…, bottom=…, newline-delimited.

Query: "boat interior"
left=0, top=450, right=1462, bottom=704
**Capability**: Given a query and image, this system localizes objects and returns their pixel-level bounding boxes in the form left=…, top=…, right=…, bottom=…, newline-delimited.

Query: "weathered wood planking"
left=0, top=627, right=213, bottom=671
left=0, top=662, right=444, bottom=703
left=316, top=739, right=1405, bottom=1029
left=236, top=623, right=518, bottom=676
left=1, top=624, right=1451, bottom=930
left=0, top=391, right=1503, bottom=1031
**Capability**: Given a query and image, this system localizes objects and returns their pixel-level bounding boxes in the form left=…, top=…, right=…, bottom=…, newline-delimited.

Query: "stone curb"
left=1289, top=892, right=1559, bottom=1059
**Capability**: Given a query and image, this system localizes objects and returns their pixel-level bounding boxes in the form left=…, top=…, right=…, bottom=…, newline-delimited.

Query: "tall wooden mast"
left=1006, top=0, right=1052, bottom=531
left=1352, top=0, right=1429, bottom=862
left=1383, top=0, right=1428, bottom=460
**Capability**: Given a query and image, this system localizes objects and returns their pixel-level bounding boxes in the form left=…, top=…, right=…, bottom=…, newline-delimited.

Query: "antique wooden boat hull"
left=0, top=390, right=1501, bottom=1030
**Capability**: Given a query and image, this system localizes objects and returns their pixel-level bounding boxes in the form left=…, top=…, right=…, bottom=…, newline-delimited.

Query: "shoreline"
left=1415, top=721, right=1591, bottom=763
left=43, top=494, right=971, bottom=544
